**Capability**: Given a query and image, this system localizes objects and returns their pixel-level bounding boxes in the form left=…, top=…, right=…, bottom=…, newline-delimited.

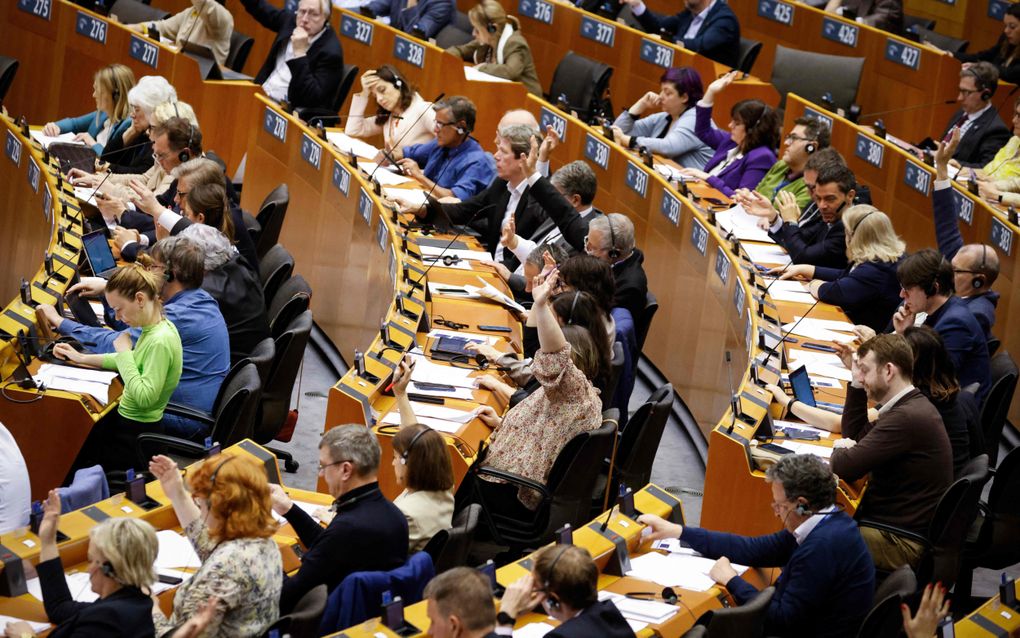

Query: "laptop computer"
left=789, top=364, right=843, bottom=413
left=81, top=230, right=119, bottom=278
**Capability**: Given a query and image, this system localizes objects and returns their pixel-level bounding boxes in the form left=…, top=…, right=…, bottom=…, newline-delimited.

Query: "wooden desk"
left=955, top=579, right=1020, bottom=636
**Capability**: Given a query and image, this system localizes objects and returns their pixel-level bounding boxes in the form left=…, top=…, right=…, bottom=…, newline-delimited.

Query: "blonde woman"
left=773, top=205, right=905, bottom=331
left=446, top=0, right=541, bottom=95
left=42, top=64, right=135, bottom=154
left=128, top=0, right=234, bottom=67
left=54, top=263, right=183, bottom=470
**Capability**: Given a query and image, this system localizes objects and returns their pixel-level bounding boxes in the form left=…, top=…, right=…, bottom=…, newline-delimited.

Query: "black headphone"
left=972, top=245, right=988, bottom=290
left=567, top=291, right=581, bottom=325
left=542, top=546, right=571, bottom=612
left=163, top=254, right=175, bottom=283
left=101, top=561, right=118, bottom=580
left=963, top=67, right=994, bottom=101
left=805, top=141, right=816, bottom=154
left=209, top=456, right=235, bottom=487
left=606, top=215, right=621, bottom=260
left=486, top=19, right=497, bottom=33
left=850, top=209, right=873, bottom=234
left=400, top=428, right=429, bottom=465
left=795, top=501, right=812, bottom=516
left=455, top=121, right=468, bottom=135
left=173, top=102, right=195, bottom=163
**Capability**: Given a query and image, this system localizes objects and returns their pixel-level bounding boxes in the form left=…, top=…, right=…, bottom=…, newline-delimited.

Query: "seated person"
left=619, top=0, right=740, bottom=68
left=741, top=150, right=852, bottom=269
left=241, top=0, right=344, bottom=112
left=446, top=0, right=542, bottom=96
left=932, top=132, right=1001, bottom=341
left=423, top=567, right=499, bottom=638
left=392, top=95, right=495, bottom=201
left=499, top=545, right=635, bottom=637
left=831, top=334, right=952, bottom=571
left=127, top=0, right=234, bottom=66
left=975, top=97, right=1020, bottom=183
left=904, top=326, right=982, bottom=478
left=55, top=264, right=183, bottom=472
left=894, top=248, right=991, bottom=401
left=951, top=4, right=1020, bottom=85
left=101, top=75, right=177, bottom=175
left=680, top=72, right=781, bottom=197
left=824, top=0, right=902, bottom=33
left=385, top=418, right=455, bottom=552
left=363, top=0, right=453, bottom=39
left=180, top=224, right=271, bottom=364
left=754, top=116, right=832, bottom=209
left=268, top=425, right=408, bottom=612
left=611, top=67, right=714, bottom=169
left=347, top=65, right=436, bottom=152
left=0, top=420, right=30, bottom=535
left=584, top=214, right=648, bottom=322
left=3, top=491, right=157, bottom=638
left=936, top=63, right=1010, bottom=169
left=149, top=454, right=282, bottom=636
left=39, top=236, right=229, bottom=441
left=641, top=454, right=875, bottom=637
left=42, top=64, right=135, bottom=155
left=463, top=273, right=604, bottom=514
left=774, top=205, right=904, bottom=332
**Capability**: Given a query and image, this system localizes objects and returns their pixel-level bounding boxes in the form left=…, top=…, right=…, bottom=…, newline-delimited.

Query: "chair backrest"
left=242, top=210, right=261, bottom=245
left=548, top=51, right=613, bottom=124
left=0, top=56, right=19, bottom=103
left=425, top=503, right=481, bottom=573
left=256, top=183, right=290, bottom=259
left=988, top=337, right=1002, bottom=356
left=265, top=584, right=328, bottom=638
left=226, top=30, right=255, bottom=73
left=543, top=418, right=619, bottom=536
left=736, top=38, right=764, bottom=74
left=268, top=275, right=312, bottom=340
left=615, top=384, right=674, bottom=492
left=435, top=24, right=473, bottom=49
left=241, top=337, right=276, bottom=387
left=634, top=291, right=659, bottom=354
left=913, top=27, right=969, bottom=54
left=321, top=552, right=435, bottom=633
left=701, top=586, right=775, bottom=638
left=254, top=310, right=312, bottom=444
left=210, top=362, right=262, bottom=447
left=922, top=464, right=987, bottom=586
left=979, top=445, right=1020, bottom=568
left=259, top=244, right=296, bottom=310
left=333, top=63, right=360, bottom=112
left=903, top=13, right=936, bottom=32
left=602, top=341, right=625, bottom=411
left=980, top=351, right=1018, bottom=465
left=770, top=45, right=865, bottom=111
left=110, top=0, right=170, bottom=23
left=855, top=565, right=917, bottom=638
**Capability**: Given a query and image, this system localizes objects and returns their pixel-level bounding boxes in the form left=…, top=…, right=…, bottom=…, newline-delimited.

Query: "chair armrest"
left=136, top=433, right=210, bottom=459
left=162, top=402, right=214, bottom=425
left=856, top=519, right=931, bottom=550
left=473, top=466, right=551, bottom=500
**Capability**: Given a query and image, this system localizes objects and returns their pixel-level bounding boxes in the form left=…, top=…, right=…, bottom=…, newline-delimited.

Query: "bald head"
left=499, top=109, right=539, bottom=131
left=951, top=243, right=999, bottom=297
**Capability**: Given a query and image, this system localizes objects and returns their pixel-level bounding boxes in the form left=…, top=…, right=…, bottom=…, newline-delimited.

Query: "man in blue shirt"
left=640, top=455, right=875, bottom=638
left=393, top=96, right=496, bottom=201
left=37, top=236, right=230, bottom=440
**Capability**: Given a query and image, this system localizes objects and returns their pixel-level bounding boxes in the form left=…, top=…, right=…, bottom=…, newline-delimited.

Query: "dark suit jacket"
left=435, top=177, right=548, bottom=272
left=280, top=483, right=408, bottom=613
left=525, top=176, right=592, bottom=254
left=924, top=296, right=991, bottom=402
left=814, top=258, right=903, bottom=332
left=634, top=0, right=740, bottom=67
left=841, top=0, right=902, bottom=33
left=37, top=557, right=155, bottom=638
left=241, top=0, right=345, bottom=111
left=612, top=248, right=649, bottom=322
left=366, top=0, right=454, bottom=38
left=940, top=107, right=1011, bottom=168
left=769, top=206, right=848, bottom=270
left=956, top=34, right=1020, bottom=85
left=546, top=600, right=635, bottom=637
left=682, top=512, right=875, bottom=638
left=203, top=255, right=271, bottom=365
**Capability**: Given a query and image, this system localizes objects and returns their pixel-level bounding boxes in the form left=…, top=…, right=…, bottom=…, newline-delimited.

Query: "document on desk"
left=778, top=441, right=835, bottom=459
left=272, top=499, right=332, bottom=525
left=427, top=328, right=499, bottom=345
left=380, top=412, right=468, bottom=433
left=26, top=571, right=99, bottom=603
left=358, top=163, right=416, bottom=186
left=626, top=552, right=748, bottom=591
left=30, top=131, right=85, bottom=149
left=766, top=285, right=816, bottom=305
left=383, top=186, right=427, bottom=208
left=780, top=321, right=856, bottom=344
left=419, top=245, right=494, bottom=262
left=465, top=277, right=527, bottom=314
left=791, top=317, right=856, bottom=333
left=428, top=283, right=480, bottom=298
left=773, top=419, right=832, bottom=438
left=742, top=243, right=791, bottom=265
left=599, top=590, right=675, bottom=626
left=511, top=622, right=555, bottom=637
left=33, top=364, right=118, bottom=405
left=0, top=615, right=49, bottom=633
left=326, top=131, right=379, bottom=158
left=787, top=349, right=845, bottom=368
left=407, top=351, right=479, bottom=389
left=405, top=380, right=476, bottom=400
left=155, top=530, right=201, bottom=570
left=715, top=205, right=775, bottom=243
left=464, top=66, right=513, bottom=83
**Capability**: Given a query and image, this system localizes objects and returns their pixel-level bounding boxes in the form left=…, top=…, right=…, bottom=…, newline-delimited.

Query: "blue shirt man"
left=397, top=96, right=495, bottom=201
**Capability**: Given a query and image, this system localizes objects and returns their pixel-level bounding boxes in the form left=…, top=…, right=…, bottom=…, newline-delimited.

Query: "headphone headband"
left=400, top=428, right=429, bottom=464
left=210, top=456, right=236, bottom=487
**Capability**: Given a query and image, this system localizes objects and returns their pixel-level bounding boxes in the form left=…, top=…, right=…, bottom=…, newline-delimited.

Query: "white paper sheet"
left=326, top=131, right=380, bottom=158
left=790, top=317, right=856, bottom=333
left=33, top=364, right=119, bottom=405
left=428, top=283, right=480, bottom=297
left=781, top=322, right=856, bottom=344
left=272, top=499, right=332, bottom=525
left=383, top=187, right=427, bottom=208
left=155, top=530, right=201, bottom=570
left=30, top=131, right=83, bottom=149
left=380, top=413, right=468, bottom=433
left=767, top=287, right=816, bottom=305
left=626, top=552, right=748, bottom=591
left=406, top=351, right=479, bottom=389
left=802, top=362, right=854, bottom=383
left=465, top=66, right=513, bottom=83
left=465, top=277, right=527, bottom=314
left=427, top=328, right=498, bottom=344
left=716, top=205, right=776, bottom=243
left=0, top=614, right=49, bottom=633
left=359, top=163, right=416, bottom=186
left=151, top=568, right=194, bottom=595
left=512, top=622, right=555, bottom=638
left=419, top=245, right=494, bottom=262
left=405, top=381, right=475, bottom=400
left=599, top=590, right=676, bottom=625
left=787, top=350, right=845, bottom=368
left=778, top=442, right=835, bottom=459
left=773, top=419, right=832, bottom=439
left=742, top=243, right=791, bottom=265
left=26, top=571, right=98, bottom=603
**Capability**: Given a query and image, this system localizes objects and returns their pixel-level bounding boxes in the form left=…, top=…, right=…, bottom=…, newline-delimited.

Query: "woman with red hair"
left=149, top=453, right=282, bottom=637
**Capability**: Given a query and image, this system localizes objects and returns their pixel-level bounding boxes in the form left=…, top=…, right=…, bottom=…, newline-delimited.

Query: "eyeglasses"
left=770, top=498, right=795, bottom=514
left=296, top=8, right=322, bottom=17
left=317, top=459, right=351, bottom=473
left=784, top=133, right=812, bottom=143
left=434, top=119, right=458, bottom=129
left=152, top=150, right=171, bottom=161
left=805, top=182, right=817, bottom=192
left=958, top=87, right=981, bottom=96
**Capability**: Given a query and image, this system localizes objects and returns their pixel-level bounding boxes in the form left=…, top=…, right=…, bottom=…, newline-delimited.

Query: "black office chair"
left=695, top=586, right=775, bottom=638
left=435, top=24, right=473, bottom=49
left=262, top=585, right=328, bottom=638
left=260, top=244, right=295, bottom=312
left=736, top=38, right=763, bottom=75
left=226, top=31, right=255, bottom=73
left=980, top=351, right=1018, bottom=465
left=769, top=45, right=865, bottom=113
left=0, top=56, right=19, bottom=104
left=422, top=503, right=481, bottom=573
left=334, top=63, right=359, bottom=113
left=634, top=291, right=659, bottom=354
left=256, top=310, right=313, bottom=473
left=602, top=341, right=625, bottom=412
left=854, top=565, right=917, bottom=638
left=241, top=210, right=261, bottom=246
left=268, top=275, right=312, bottom=340
left=547, top=51, right=613, bottom=124
left=610, top=383, right=674, bottom=494
left=110, top=0, right=170, bottom=23
left=137, top=362, right=263, bottom=465
left=296, top=64, right=359, bottom=126
left=255, top=184, right=290, bottom=260
left=243, top=337, right=276, bottom=388
left=903, top=13, right=936, bottom=33
left=680, top=627, right=707, bottom=638
left=912, top=27, right=969, bottom=54
left=988, top=337, right=1001, bottom=356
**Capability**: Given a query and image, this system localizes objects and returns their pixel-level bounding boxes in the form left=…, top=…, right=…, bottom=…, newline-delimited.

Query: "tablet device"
left=789, top=365, right=817, bottom=408
left=81, top=230, right=119, bottom=279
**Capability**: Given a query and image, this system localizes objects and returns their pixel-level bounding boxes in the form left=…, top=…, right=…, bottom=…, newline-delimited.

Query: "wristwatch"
left=496, top=611, right=516, bottom=626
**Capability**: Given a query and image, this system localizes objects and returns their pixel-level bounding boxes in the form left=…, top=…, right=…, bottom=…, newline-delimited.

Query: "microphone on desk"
left=859, top=99, right=956, bottom=120
left=759, top=297, right=822, bottom=375
left=725, top=350, right=740, bottom=434
left=408, top=203, right=499, bottom=295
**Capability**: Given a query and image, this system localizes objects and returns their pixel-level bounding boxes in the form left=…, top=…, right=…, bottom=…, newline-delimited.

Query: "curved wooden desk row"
left=903, top=0, right=1009, bottom=43
left=0, top=114, right=124, bottom=501
left=1, top=0, right=262, bottom=173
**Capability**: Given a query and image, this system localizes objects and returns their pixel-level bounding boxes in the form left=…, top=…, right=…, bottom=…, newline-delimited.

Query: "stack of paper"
left=599, top=590, right=675, bottom=627
left=428, top=283, right=480, bottom=298
left=325, top=131, right=379, bottom=158
left=743, top=243, right=791, bottom=265
left=773, top=420, right=832, bottom=439
left=358, top=163, right=415, bottom=186
left=465, top=66, right=512, bottom=83
left=0, top=615, right=49, bottom=633
left=419, top=245, right=494, bottom=262
left=155, top=530, right=201, bottom=570
left=30, top=131, right=84, bottom=149
left=33, top=364, right=119, bottom=405
left=715, top=205, right=775, bottom=243
left=272, top=499, right=333, bottom=525
left=781, top=321, right=856, bottom=344
left=777, top=441, right=835, bottom=459
left=626, top=552, right=748, bottom=592
left=406, top=350, right=479, bottom=389
left=426, top=328, right=498, bottom=344
left=26, top=572, right=98, bottom=603
left=765, top=282, right=815, bottom=305
left=383, top=186, right=427, bottom=208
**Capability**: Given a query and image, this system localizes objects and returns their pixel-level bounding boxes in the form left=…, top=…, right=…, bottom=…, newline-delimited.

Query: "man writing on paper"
left=640, top=454, right=875, bottom=638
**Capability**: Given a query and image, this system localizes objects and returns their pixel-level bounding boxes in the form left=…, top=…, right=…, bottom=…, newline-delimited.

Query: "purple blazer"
left=694, top=104, right=777, bottom=196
